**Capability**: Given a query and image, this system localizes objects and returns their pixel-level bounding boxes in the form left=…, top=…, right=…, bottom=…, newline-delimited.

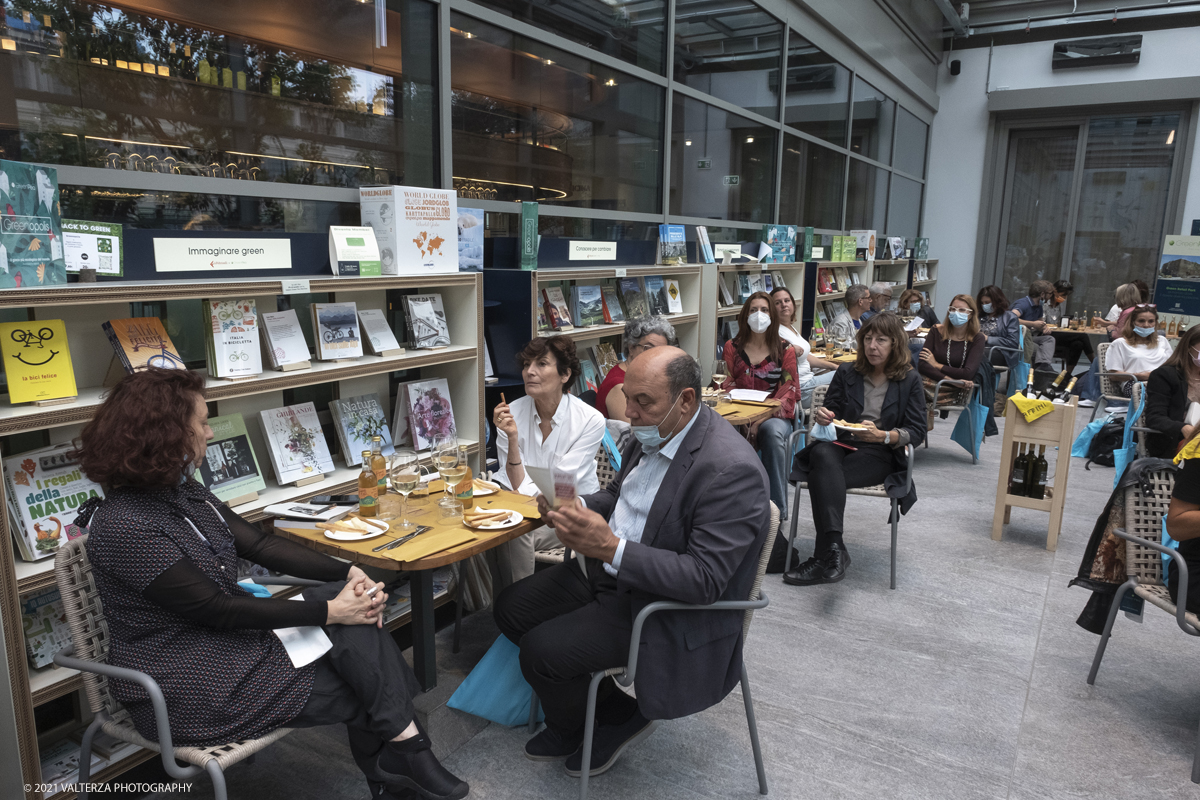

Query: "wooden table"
left=811, top=349, right=857, bottom=364
left=275, top=483, right=544, bottom=690
left=713, top=399, right=780, bottom=427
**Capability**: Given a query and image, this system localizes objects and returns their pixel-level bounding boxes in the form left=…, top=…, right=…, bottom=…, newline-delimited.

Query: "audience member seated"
left=918, top=294, right=987, bottom=412
left=828, top=284, right=872, bottom=346
left=771, top=286, right=838, bottom=408
left=721, top=292, right=799, bottom=516
left=1106, top=306, right=1172, bottom=398
left=494, top=348, right=769, bottom=778
left=1011, top=279, right=1057, bottom=374
left=1079, top=283, right=1144, bottom=406
left=1166, top=455, right=1200, bottom=614
left=493, top=336, right=606, bottom=587
left=1146, top=326, right=1200, bottom=458
left=899, top=288, right=939, bottom=329
left=597, top=316, right=676, bottom=422
left=862, top=281, right=894, bottom=320
left=776, top=313, right=927, bottom=584
left=1047, top=279, right=1094, bottom=373
left=977, top=285, right=1020, bottom=370
left=74, top=369, right=468, bottom=800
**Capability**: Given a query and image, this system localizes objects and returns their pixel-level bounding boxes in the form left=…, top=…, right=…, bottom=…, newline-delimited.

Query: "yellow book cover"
left=104, top=317, right=184, bottom=371
left=0, top=320, right=77, bottom=403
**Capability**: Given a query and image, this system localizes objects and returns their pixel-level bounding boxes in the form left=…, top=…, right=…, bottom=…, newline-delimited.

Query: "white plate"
left=832, top=423, right=868, bottom=433
left=463, top=509, right=524, bottom=530
left=323, top=518, right=390, bottom=541
left=472, top=480, right=501, bottom=496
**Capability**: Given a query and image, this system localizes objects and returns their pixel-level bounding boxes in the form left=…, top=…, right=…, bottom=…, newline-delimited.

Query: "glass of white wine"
left=711, top=360, right=728, bottom=401
left=389, top=449, right=421, bottom=531
left=433, top=435, right=466, bottom=517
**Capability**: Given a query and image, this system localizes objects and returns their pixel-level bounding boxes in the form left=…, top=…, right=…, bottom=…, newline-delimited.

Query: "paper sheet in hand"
left=1187, top=402, right=1200, bottom=427
left=274, top=596, right=333, bottom=668
left=729, top=388, right=771, bottom=402
left=904, top=317, right=923, bottom=332
left=524, top=464, right=577, bottom=508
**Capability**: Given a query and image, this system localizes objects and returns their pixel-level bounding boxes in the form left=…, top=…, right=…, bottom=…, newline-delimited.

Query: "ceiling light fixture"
left=745, top=136, right=754, bottom=143
left=685, top=139, right=692, bottom=146
left=604, top=78, right=616, bottom=86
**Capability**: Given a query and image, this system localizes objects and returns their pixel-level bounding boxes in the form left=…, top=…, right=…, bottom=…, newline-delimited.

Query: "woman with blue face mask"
left=1106, top=306, right=1173, bottom=397
left=976, top=285, right=1020, bottom=371
left=917, top=294, right=987, bottom=410
left=898, top=288, right=939, bottom=329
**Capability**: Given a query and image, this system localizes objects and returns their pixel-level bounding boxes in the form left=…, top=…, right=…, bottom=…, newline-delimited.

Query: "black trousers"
left=1052, top=331, right=1093, bottom=373
left=494, top=560, right=638, bottom=736
left=286, top=581, right=421, bottom=777
left=805, top=441, right=895, bottom=553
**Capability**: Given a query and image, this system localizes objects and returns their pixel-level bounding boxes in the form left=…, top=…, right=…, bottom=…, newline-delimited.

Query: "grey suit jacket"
left=581, top=404, right=770, bottom=720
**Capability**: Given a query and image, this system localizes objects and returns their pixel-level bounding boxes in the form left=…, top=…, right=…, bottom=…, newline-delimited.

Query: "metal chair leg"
left=579, top=671, right=606, bottom=800
left=206, top=759, right=228, bottom=800
left=1087, top=578, right=1135, bottom=685
left=1192, top=713, right=1200, bottom=784
left=969, top=403, right=978, bottom=466
left=452, top=574, right=464, bottom=654
left=1089, top=401, right=1100, bottom=423
left=76, top=716, right=104, bottom=800
left=740, top=663, right=768, bottom=795
left=786, top=482, right=803, bottom=574
left=528, top=694, right=541, bottom=733
left=890, top=500, right=899, bottom=590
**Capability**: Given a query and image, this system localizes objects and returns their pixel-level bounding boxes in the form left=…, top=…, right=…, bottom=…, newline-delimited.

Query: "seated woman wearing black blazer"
left=777, top=313, right=927, bottom=586
left=1146, top=325, right=1200, bottom=458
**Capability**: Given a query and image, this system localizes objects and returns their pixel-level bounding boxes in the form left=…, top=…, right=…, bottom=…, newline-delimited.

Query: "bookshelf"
left=911, top=259, right=939, bottom=309
left=0, top=273, right=484, bottom=799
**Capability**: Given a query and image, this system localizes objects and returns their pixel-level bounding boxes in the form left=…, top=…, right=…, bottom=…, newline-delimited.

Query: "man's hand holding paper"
left=544, top=501, right=620, bottom=563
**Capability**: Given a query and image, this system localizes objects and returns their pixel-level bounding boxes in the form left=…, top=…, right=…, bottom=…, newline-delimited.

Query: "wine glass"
left=432, top=435, right=466, bottom=517
left=389, top=449, right=420, bottom=531
left=711, top=359, right=728, bottom=391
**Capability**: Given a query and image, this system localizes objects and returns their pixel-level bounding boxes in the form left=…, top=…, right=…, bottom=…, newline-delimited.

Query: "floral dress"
left=720, top=341, right=798, bottom=420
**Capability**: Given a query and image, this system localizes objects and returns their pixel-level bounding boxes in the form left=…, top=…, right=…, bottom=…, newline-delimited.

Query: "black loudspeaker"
left=950, top=60, right=961, bottom=75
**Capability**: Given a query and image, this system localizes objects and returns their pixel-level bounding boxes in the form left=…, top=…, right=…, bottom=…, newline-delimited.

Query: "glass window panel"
left=1068, top=114, right=1181, bottom=316
left=451, top=13, right=664, bottom=213
left=845, top=158, right=888, bottom=231
left=465, top=0, right=665, bottom=74
left=850, top=76, right=893, bottom=165
left=0, top=0, right=438, bottom=187
left=893, top=107, right=928, bottom=178
left=670, top=93, right=776, bottom=222
left=673, top=0, right=783, bottom=120
left=886, top=174, right=922, bottom=239
left=779, top=134, right=844, bottom=230
left=782, top=33, right=849, bottom=147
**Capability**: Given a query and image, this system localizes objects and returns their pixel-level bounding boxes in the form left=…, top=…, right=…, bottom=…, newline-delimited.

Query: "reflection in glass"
left=887, top=174, right=922, bottom=239
left=997, top=129, right=1078, bottom=301
left=845, top=158, right=888, bottom=230
left=1068, top=114, right=1180, bottom=315
left=673, top=0, right=783, bottom=120
left=850, top=77, right=894, bottom=165
left=779, top=134, right=844, bottom=230
left=782, top=33, right=849, bottom=147
left=467, top=0, right=666, bottom=73
left=450, top=14, right=664, bottom=213
left=670, top=94, right=776, bottom=222
left=0, top=0, right=438, bottom=187
left=893, top=107, right=928, bottom=178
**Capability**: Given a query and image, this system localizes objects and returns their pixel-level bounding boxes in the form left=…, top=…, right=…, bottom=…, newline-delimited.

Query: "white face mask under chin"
left=748, top=311, right=771, bottom=334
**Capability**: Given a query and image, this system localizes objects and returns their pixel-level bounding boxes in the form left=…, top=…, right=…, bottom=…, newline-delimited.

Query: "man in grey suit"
left=494, top=347, right=770, bottom=777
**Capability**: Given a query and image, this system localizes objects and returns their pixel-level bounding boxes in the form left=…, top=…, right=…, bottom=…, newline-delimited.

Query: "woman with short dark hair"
left=596, top=316, right=676, bottom=422
left=978, top=284, right=1020, bottom=370
left=74, top=369, right=467, bottom=800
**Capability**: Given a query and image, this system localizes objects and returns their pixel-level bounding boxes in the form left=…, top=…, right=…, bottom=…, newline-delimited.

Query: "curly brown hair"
left=74, top=368, right=208, bottom=488
left=517, top=335, right=580, bottom=392
left=853, top=312, right=913, bottom=381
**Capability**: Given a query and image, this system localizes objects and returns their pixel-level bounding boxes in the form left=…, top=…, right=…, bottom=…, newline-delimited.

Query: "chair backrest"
left=1097, top=342, right=1122, bottom=398
left=742, top=501, right=779, bottom=641
left=594, top=446, right=617, bottom=489
left=1122, top=468, right=1175, bottom=585
left=53, top=535, right=120, bottom=716
left=1130, top=380, right=1149, bottom=457
left=811, top=384, right=829, bottom=415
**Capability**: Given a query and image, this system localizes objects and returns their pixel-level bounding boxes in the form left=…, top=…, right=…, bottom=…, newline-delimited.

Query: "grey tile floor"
left=136, top=410, right=1200, bottom=799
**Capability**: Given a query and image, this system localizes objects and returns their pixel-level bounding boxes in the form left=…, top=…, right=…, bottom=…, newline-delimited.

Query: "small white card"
left=274, top=597, right=333, bottom=668
left=904, top=317, right=923, bottom=332
left=729, top=388, right=771, bottom=402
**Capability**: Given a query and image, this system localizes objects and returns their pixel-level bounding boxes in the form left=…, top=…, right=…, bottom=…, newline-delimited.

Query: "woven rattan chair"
left=784, top=383, right=915, bottom=589
left=1091, top=342, right=1138, bottom=422
left=924, top=377, right=979, bottom=464
left=529, top=502, right=777, bottom=799
left=52, top=536, right=299, bottom=800
left=534, top=446, right=618, bottom=565
left=1086, top=468, right=1200, bottom=782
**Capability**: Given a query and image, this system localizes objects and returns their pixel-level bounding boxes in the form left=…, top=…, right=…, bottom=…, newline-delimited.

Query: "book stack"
left=403, top=293, right=452, bottom=349
left=261, top=309, right=312, bottom=371
left=4, top=443, right=103, bottom=562
left=204, top=299, right=263, bottom=380
left=258, top=403, right=336, bottom=486
left=195, top=413, right=266, bottom=505
left=393, top=378, right=457, bottom=451
left=330, top=392, right=394, bottom=466
left=310, top=302, right=364, bottom=361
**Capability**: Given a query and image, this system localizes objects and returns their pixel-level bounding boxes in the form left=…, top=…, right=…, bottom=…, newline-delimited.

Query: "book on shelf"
left=597, top=342, right=619, bottom=374
left=736, top=273, right=752, bottom=302
left=665, top=278, right=683, bottom=313
left=813, top=306, right=827, bottom=331
left=204, top=299, right=263, bottom=379
left=817, top=268, right=833, bottom=294
left=618, top=277, right=648, bottom=318
left=833, top=268, right=850, bottom=291
left=261, top=309, right=312, bottom=369
left=915, top=237, right=930, bottom=260
left=195, top=413, right=267, bottom=504
left=520, top=201, right=539, bottom=271
left=327, top=225, right=382, bottom=277
left=537, top=307, right=550, bottom=332
left=850, top=270, right=862, bottom=285
left=5, top=443, right=101, bottom=562
left=826, top=299, right=848, bottom=319
left=457, top=207, right=484, bottom=271
left=258, top=403, right=336, bottom=485
left=0, top=319, right=76, bottom=403
left=801, top=227, right=814, bottom=261
left=69, top=729, right=139, bottom=762
left=850, top=229, right=876, bottom=261
left=747, top=273, right=767, bottom=296
left=770, top=271, right=786, bottom=290
left=359, top=185, right=458, bottom=276
left=403, top=293, right=452, bottom=348
left=102, top=317, right=184, bottom=373
left=761, top=224, right=797, bottom=263
left=600, top=285, right=625, bottom=323
left=542, top=286, right=574, bottom=331
left=580, top=359, right=600, bottom=394
left=573, top=284, right=605, bottom=327
left=39, top=738, right=106, bottom=796
left=718, top=273, right=735, bottom=306
left=918, top=263, right=930, bottom=281
left=696, top=226, right=715, bottom=264
left=357, top=309, right=404, bottom=356
left=330, top=393, right=394, bottom=466
left=310, top=302, right=363, bottom=360
left=887, top=236, right=906, bottom=260
left=643, top=275, right=670, bottom=316
left=21, top=587, right=71, bottom=669
left=657, top=224, right=686, bottom=266
left=587, top=345, right=606, bottom=378
left=404, top=378, right=457, bottom=451
left=763, top=273, right=774, bottom=293
left=483, top=337, right=496, bottom=381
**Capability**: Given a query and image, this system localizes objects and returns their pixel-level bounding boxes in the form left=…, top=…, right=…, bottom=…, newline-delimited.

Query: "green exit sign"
left=723, top=175, right=740, bottom=186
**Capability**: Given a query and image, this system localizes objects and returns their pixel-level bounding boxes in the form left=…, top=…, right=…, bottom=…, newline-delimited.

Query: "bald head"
left=622, top=346, right=700, bottom=433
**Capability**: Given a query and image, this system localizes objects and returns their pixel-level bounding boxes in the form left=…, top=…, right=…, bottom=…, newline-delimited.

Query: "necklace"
left=948, top=337, right=967, bottom=369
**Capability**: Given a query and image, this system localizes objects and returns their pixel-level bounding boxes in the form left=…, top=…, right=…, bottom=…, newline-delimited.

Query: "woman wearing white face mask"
left=720, top=292, right=798, bottom=516
left=917, top=295, right=987, bottom=404
left=1107, top=306, right=1173, bottom=397
left=1146, top=325, right=1200, bottom=458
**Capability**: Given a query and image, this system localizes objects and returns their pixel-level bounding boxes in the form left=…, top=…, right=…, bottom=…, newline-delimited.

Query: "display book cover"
left=310, top=302, right=364, bottom=360
left=330, top=392, right=395, bottom=467
left=760, top=224, right=797, bottom=263
left=261, top=309, right=312, bottom=368
left=618, top=277, right=647, bottom=318
left=642, top=275, right=670, bottom=316
left=258, top=402, right=336, bottom=485
left=359, top=185, right=459, bottom=275
left=102, top=317, right=184, bottom=373
left=542, top=286, right=573, bottom=330
left=0, top=319, right=76, bottom=403
left=358, top=308, right=404, bottom=355
left=570, top=284, right=604, bottom=327
left=4, top=443, right=102, bottom=562
left=194, top=413, right=267, bottom=503
left=21, top=585, right=70, bottom=669
left=393, top=377, right=456, bottom=451
left=696, top=226, right=715, bottom=264
left=403, top=293, right=452, bottom=349
left=204, top=299, right=263, bottom=379
left=657, top=224, right=686, bottom=266
left=717, top=272, right=735, bottom=306
left=0, top=159, right=68, bottom=289
left=579, top=358, right=600, bottom=394
left=600, top=285, right=625, bottom=323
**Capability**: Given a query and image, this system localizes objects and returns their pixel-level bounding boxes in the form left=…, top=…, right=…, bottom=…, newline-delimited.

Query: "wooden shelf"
left=29, top=663, right=81, bottom=708
left=46, top=746, right=158, bottom=800
left=536, top=265, right=702, bottom=282
left=717, top=306, right=741, bottom=318
left=815, top=291, right=847, bottom=302
left=537, top=313, right=698, bottom=342
left=912, top=280, right=936, bottom=287
left=716, top=261, right=807, bottom=273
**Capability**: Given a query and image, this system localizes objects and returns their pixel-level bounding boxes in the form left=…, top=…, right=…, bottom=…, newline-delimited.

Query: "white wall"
left=925, top=27, right=1200, bottom=304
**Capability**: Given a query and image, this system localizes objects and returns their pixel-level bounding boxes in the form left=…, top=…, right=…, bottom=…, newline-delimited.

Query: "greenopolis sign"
left=0, top=160, right=68, bottom=289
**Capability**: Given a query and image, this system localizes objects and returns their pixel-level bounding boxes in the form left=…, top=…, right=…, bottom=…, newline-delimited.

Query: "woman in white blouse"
left=770, top=286, right=839, bottom=408
left=491, top=336, right=605, bottom=587
left=1107, top=305, right=1174, bottom=397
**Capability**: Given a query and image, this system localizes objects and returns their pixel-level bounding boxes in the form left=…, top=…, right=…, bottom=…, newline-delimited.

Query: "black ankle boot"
left=374, top=731, right=469, bottom=800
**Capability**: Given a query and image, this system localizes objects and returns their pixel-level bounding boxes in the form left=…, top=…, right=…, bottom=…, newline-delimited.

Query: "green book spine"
left=802, top=227, right=814, bottom=261
left=520, top=202, right=539, bottom=271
